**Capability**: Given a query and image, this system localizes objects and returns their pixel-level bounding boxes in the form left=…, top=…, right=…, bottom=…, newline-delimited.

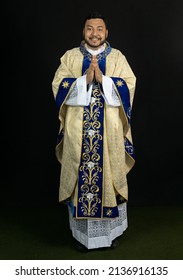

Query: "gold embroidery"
left=119, top=195, right=125, bottom=202
left=106, top=209, right=113, bottom=217
left=116, top=80, right=123, bottom=87
left=62, top=80, right=70, bottom=88
left=78, top=85, right=103, bottom=217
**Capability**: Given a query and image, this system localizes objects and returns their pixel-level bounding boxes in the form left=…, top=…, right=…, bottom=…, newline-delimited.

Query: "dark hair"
left=83, top=11, right=108, bottom=28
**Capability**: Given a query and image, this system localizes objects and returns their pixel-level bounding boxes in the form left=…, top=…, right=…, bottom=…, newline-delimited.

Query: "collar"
left=79, top=41, right=111, bottom=61
left=85, top=43, right=106, bottom=55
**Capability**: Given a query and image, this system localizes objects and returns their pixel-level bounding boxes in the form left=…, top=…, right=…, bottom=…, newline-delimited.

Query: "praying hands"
left=86, top=55, right=102, bottom=84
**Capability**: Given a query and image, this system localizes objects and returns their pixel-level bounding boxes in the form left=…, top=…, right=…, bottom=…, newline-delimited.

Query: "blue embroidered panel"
left=73, top=205, right=120, bottom=219
left=56, top=78, right=76, bottom=112
left=75, top=45, right=110, bottom=218
left=124, top=137, right=135, bottom=160
left=70, top=195, right=127, bottom=219
left=111, top=77, right=135, bottom=159
left=76, top=82, right=104, bottom=218
left=111, top=77, right=131, bottom=125
left=82, top=57, right=90, bottom=75
left=71, top=194, right=127, bottom=219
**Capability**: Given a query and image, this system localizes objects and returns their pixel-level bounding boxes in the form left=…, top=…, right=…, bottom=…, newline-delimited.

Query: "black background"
left=2, top=0, right=183, bottom=207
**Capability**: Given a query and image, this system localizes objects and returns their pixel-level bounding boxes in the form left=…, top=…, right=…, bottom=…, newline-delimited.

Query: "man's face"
left=83, top=18, right=108, bottom=50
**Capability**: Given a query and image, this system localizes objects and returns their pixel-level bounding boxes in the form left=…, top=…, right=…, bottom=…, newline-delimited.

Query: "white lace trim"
left=102, top=75, right=121, bottom=106
left=65, top=75, right=92, bottom=106
left=68, top=203, right=128, bottom=249
left=64, top=82, right=78, bottom=105
left=65, top=77, right=120, bottom=107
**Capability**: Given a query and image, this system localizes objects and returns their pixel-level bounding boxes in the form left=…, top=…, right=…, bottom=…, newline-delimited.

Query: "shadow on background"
left=0, top=205, right=183, bottom=260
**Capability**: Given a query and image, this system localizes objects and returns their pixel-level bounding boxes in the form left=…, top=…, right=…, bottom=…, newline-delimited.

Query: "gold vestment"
left=52, top=45, right=136, bottom=218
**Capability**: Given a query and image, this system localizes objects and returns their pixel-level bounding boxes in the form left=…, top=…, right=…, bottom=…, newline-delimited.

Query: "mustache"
left=89, top=36, right=101, bottom=39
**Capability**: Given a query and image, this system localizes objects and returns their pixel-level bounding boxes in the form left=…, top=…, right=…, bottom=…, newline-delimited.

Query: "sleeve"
left=52, top=52, right=76, bottom=100
left=115, top=51, right=136, bottom=107
left=65, top=75, right=93, bottom=106
left=102, top=75, right=121, bottom=107
left=106, top=50, right=136, bottom=163
left=52, top=51, right=93, bottom=107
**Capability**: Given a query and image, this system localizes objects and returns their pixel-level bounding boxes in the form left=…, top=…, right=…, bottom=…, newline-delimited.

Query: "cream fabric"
left=52, top=46, right=136, bottom=208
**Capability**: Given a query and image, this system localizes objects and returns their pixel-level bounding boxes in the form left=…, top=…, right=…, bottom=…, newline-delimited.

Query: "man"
left=52, top=12, right=136, bottom=251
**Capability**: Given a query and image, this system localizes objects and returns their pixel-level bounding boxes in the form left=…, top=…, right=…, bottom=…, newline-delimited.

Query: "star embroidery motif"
left=62, top=80, right=70, bottom=89
left=116, top=80, right=123, bottom=87
left=106, top=209, right=113, bottom=217
left=119, top=196, right=125, bottom=202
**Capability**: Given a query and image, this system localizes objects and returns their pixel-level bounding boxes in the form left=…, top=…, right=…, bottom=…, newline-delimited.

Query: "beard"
left=84, top=36, right=107, bottom=49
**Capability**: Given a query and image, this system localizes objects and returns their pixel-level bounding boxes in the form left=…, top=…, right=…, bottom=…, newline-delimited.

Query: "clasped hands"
left=86, top=55, right=102, bottom=84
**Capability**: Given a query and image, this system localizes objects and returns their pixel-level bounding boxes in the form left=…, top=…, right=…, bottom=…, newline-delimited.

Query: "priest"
left=52, top=11, right=136, bottom=251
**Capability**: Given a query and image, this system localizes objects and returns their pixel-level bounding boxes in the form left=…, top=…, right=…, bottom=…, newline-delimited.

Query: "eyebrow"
left=86, top=25, right=104, bottom=28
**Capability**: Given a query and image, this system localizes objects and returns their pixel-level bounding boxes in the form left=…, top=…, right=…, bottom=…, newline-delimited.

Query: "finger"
left=92, top=55, right=97, bottom=62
